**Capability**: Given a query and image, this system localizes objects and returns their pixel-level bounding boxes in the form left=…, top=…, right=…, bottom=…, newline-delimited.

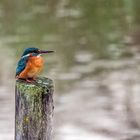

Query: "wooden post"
left=15, top=77, right=54, bottom=140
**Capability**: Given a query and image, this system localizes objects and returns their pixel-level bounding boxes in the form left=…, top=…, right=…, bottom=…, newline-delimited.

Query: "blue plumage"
left=16, top=47, right=54, bottom=78
left=16, top=47, right=39, bottom=76
left=22, top=47, right=39, bottom=56
left=16, top=56, right=28, bottom=76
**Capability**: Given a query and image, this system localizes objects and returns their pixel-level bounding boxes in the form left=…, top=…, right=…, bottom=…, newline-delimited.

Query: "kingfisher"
left=16, top=47, right=54, bottom=82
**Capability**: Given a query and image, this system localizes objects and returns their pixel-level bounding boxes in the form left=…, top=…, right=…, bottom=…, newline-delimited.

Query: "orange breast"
left=18, top=56, right=44, bottom=79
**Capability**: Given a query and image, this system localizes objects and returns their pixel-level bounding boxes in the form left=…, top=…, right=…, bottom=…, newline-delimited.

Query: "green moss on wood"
left=16, top=77, right=53, bottom=95
left=17, top=83, right=42, bottom=95
left=15, top=77, right=54, bottom=140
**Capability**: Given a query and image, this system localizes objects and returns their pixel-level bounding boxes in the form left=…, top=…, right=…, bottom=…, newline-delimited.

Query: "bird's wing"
left=16, top=56, right=29, bottom=76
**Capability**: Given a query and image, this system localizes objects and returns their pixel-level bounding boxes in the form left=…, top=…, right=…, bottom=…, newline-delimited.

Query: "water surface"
left=0, top=0, right=140, bottom=140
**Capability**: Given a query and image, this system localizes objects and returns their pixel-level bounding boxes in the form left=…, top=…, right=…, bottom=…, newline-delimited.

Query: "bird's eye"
left=34, top=50, right=39, bottom=53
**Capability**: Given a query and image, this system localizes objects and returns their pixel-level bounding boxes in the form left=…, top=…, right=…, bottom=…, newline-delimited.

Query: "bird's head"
left=22, top=47, right=54, bottom=58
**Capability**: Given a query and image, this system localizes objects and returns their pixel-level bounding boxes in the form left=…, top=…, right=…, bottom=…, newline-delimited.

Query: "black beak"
left=39, top=50, right=54, bottom=54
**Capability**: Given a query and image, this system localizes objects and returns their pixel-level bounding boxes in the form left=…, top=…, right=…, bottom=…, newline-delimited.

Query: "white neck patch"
left=21, top=54, right=30, bottom=59
left=21, top=53, right=41, bottom=59
left=37, top=54, right=41, bottom=57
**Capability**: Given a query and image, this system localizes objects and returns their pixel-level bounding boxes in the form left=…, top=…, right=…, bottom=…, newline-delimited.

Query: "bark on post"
left=15, top=77, right=54, bottom=140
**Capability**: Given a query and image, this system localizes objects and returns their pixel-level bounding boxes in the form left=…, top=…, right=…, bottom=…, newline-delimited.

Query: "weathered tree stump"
left=15, top=77, right=54, bottom=140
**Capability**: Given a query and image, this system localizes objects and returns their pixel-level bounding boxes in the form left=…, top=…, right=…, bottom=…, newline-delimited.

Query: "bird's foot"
left=26, top=78, right=36, bottom=83
left=16, top=77, right=36, bottom=83
left=26, top=79, right=33, bottom=83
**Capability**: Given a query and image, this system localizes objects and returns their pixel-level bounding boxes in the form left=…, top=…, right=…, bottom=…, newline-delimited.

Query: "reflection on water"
left=0, top=0, right=140, bottom=140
